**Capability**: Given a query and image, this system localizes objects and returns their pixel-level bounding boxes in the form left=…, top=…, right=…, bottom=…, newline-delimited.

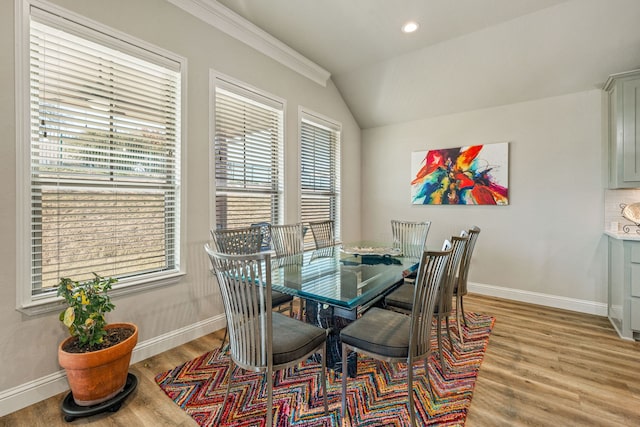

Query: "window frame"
left=209, top=70, right=285, bottom=233
left=298, top=107, right=341, bottom=246
left=15, top=0, right=187, bottom=315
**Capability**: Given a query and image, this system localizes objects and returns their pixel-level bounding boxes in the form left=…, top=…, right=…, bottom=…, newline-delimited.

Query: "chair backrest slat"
left=409, top=241, right=451, bottom=359
left=391, top=220, right=431, bottom=258
left=457, top=226, right=481, bottom=294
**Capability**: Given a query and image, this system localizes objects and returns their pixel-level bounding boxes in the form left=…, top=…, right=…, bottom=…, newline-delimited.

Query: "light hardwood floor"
left=1, top=294, right=639, bottom=426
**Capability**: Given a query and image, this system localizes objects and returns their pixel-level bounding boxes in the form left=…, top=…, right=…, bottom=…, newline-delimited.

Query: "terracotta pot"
left=58, top=322, right=138, bottom=406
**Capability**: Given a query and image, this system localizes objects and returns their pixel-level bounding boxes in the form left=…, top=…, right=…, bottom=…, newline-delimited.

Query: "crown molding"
left=167, top=0, right=331, bottom=87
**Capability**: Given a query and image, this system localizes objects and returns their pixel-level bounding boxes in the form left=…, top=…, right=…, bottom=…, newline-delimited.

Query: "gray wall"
left=361, top=90, right=608, bottom=310
left=0, top=0, right=361, bottom=409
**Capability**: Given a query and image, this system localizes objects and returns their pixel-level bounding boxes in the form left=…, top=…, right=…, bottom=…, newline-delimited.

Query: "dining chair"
left=204, top=247, right=328, bottom=427
left=391, top=219, right=431, bottom=258
left=210, top=227, right=294, bottom=349
left=308, top=220, right=335, bottom=249
left=269, top=223, right=306, bottom=316
left=454, top=226, right=481, bottom=344
left=340, top=243, right=451, bottom=426
left=269, top=223, right=305, bottom=258
left=385, top=234, right=469, bottom=372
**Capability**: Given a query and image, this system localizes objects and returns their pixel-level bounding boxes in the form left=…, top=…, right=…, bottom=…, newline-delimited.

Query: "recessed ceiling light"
left=401, top=21, right=419, bottom=34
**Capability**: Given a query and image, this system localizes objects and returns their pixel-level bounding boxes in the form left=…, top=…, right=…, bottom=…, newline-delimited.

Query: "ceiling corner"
left=167, top=0, right=331, bottom=87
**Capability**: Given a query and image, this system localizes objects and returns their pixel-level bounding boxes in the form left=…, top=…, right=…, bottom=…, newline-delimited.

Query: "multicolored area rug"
left=155, top=312, right=494, bottom=426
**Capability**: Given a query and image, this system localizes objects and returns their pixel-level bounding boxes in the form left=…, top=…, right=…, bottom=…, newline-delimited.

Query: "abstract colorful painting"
left=411, top=142, right=509, bottom=205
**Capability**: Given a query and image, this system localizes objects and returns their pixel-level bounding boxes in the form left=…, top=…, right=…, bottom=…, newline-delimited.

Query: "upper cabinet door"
left=622, top=79, right=640, bottom=182
left=607, top=70, right=640, bottom=188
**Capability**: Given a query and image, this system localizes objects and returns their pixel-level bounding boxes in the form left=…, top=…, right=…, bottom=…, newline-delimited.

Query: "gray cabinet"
left=605, top=70, right=640, bottom=188
left=608, top=236, right=640, bottom=340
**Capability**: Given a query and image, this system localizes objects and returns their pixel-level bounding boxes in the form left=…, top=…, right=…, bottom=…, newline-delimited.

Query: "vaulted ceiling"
left=195, top=0, right=640, bottom=128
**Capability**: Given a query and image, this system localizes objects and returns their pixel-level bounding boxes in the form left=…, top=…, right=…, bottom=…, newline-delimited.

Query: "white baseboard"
left=468, top=282, right=608, bottom=316
left=0, top=314, right=226, bottom=418
left=130, top=314, right=225, bottom=363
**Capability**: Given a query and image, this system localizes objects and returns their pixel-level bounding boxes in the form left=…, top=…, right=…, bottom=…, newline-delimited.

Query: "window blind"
left=300, top=113, right=341, bottom=245
left=29, top=14, right=181, bottom=294
left=214, top=82, right=284, bottom=230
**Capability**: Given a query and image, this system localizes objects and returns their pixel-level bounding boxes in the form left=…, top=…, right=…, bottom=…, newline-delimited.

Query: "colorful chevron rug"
left=155, top=312, right=494, bottom=426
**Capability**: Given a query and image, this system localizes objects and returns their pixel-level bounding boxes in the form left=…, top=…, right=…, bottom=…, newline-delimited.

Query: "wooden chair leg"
left=217, top=359, right=235, bottom=425
left=341, top=343, right=349, bottom=423
left=408, top=360, right=416, bottom=427
left=424, top=358, right=433, bottom=400
left=218, top=327, right=228, bottom=352
left=266, top=367, right=273, bottom=427
left=321, top=343, right=328, bottom=413
left=460, top=295, right=469, bottom=327
left=445, top=315, right=454, bottom=352
left=456, top=296, right=465, bottom=345
left=436, top=316, right=446, bottom=374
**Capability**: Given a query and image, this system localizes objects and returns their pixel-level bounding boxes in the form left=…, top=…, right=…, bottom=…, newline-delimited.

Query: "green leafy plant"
left=57, top=274, right=117, bottom=350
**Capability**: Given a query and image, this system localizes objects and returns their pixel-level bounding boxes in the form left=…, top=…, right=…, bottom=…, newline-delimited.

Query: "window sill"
left=16, top=271, right=186, bottom=316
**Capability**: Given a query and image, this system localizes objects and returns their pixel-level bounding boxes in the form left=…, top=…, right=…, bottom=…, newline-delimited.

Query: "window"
left=16, top=2, right=184, bottom=310
left=212, top=75, right=284, bottom=230
left=299, top=109, right=341, bottom=245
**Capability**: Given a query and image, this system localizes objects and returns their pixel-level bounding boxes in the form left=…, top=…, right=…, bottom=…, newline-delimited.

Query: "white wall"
left=0, top=0, right=361, bottom=415
left=361, top=89, right=607, bottom=312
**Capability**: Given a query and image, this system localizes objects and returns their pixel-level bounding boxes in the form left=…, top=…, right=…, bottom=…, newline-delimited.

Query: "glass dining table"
left=269, top=243, right=420, bottom=374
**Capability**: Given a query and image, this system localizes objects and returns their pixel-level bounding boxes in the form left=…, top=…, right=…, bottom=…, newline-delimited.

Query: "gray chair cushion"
left=272, top=290, right=294, bottom=307
left=387, top=280, right=453, bottom=315
left=340, top=308, right=410, bottom=359
left=272, top=312, right=326, bottom=365
left=385, top=284, right=414, bottom=311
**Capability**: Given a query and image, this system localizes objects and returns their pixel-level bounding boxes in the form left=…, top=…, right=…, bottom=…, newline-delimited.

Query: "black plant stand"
left=61, top=373, right=137, bottom=422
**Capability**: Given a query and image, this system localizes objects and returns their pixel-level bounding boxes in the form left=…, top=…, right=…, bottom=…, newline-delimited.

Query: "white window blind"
left=28, top=10, right=182, bottom=295
left=213, top=80, right=284, bottom=230
left=300, top=111, right=341, bottom=245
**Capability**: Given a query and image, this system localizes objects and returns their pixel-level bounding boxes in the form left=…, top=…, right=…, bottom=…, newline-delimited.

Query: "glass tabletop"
left=270, top=244, right=419, bottom=310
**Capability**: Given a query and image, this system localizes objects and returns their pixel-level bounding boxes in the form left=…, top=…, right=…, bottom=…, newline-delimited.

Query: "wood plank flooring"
left=1, top=294, right=639, bottom=426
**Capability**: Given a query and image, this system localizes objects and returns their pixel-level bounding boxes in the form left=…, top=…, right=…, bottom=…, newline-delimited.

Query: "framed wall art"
left=411, top=142, right=509, bottom=205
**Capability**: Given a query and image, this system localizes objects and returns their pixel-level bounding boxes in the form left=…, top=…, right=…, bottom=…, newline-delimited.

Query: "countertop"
left=605, top=230, right=640, bottom=240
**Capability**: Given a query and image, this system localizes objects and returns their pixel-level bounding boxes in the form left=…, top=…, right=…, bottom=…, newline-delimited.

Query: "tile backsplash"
left=605, top=189, right=640, bottom=232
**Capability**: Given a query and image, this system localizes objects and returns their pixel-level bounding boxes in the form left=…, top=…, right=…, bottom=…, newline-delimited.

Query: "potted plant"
left=57, top=274, right=138, bottom=406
